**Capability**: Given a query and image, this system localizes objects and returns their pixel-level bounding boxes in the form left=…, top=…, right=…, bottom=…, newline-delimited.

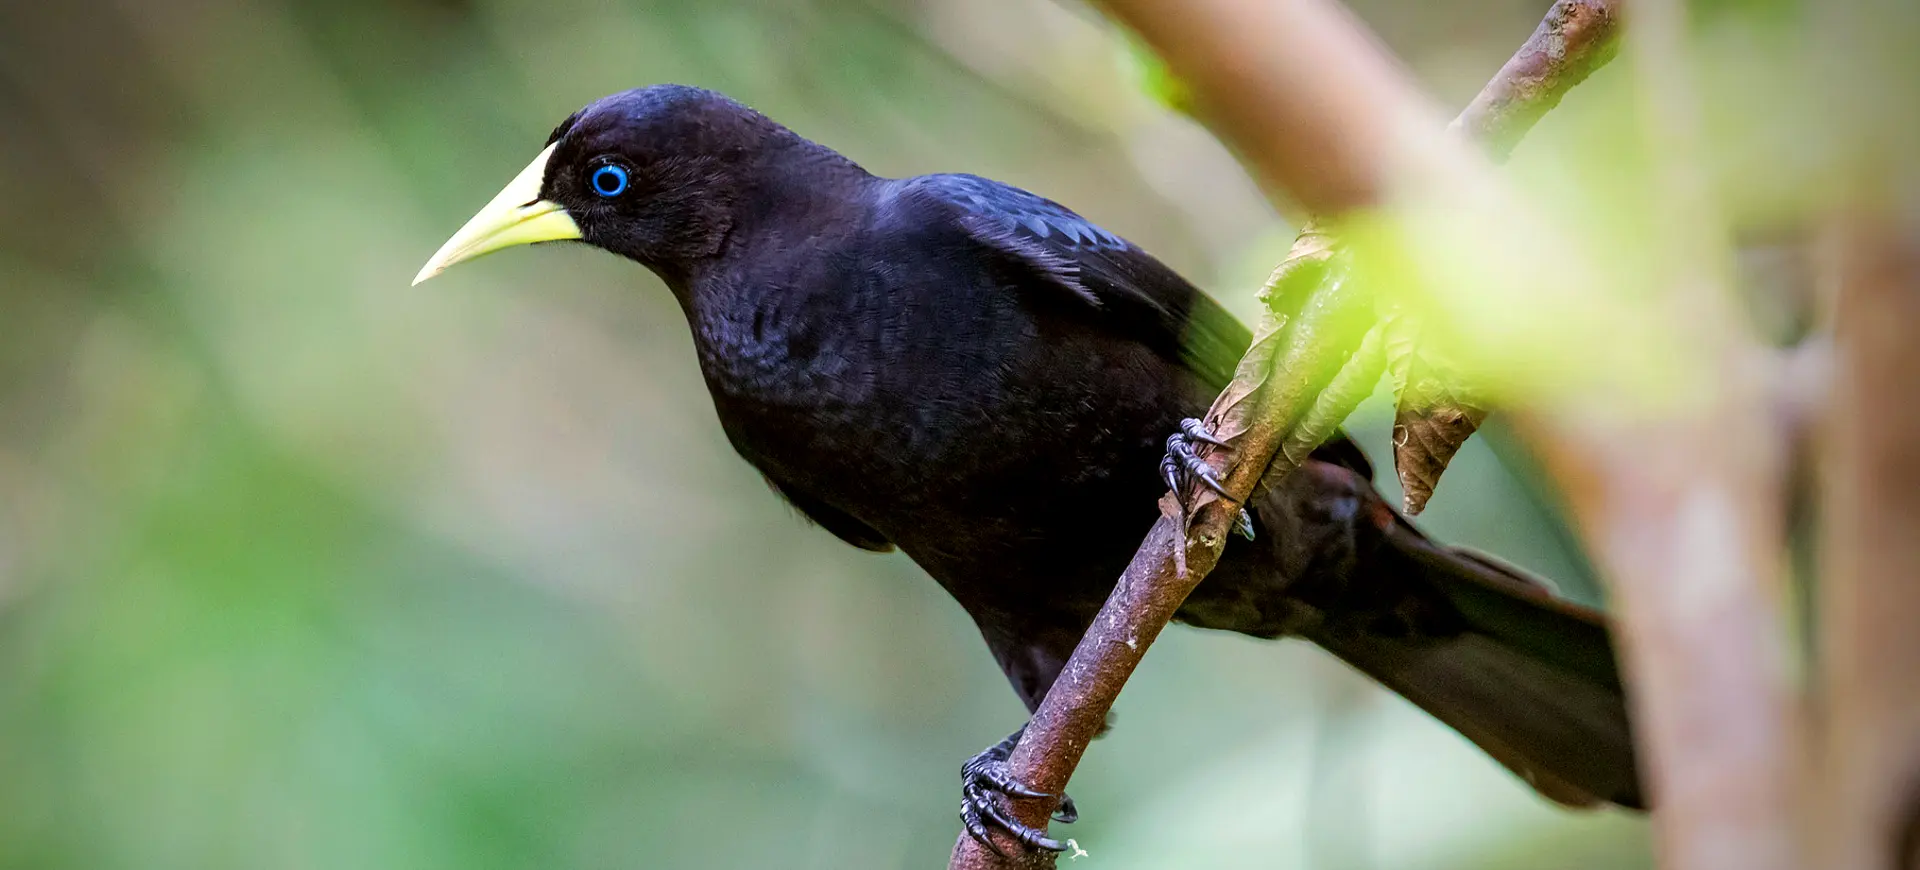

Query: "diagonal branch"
left=1449, top=0, right=1621, bottom=159
left=948, top=2, right=1623, bottom=866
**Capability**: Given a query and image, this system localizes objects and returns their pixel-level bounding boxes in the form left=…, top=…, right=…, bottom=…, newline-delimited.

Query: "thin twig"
left=948, top=2, right=1624, bottom=866
left=1449, top=0, right=1622, bottom=159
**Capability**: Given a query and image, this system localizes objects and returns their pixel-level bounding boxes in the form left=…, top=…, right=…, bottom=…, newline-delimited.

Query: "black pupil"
left=595, top=168, right=621, bottom=194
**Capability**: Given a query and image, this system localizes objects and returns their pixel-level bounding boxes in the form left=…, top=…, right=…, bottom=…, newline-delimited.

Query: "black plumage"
left=429, top=85, right=1644, bottom=846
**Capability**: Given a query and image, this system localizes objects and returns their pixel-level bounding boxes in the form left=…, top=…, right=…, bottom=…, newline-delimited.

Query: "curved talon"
left=1053, top=794, right=1080, bottom=824
left=961, top=730, right=1072, bottom=854
left=1180, top=417, right=1232, bottom=447
left=1165, top=433, right=1230, bottom=498
left=1015, top=825, right=1067, bottom=853
left=970, top=763, right=1053, bottom=800
left=1163, top=418, right=1256, bottom=541
left=961, top=804, right=1004, bottom=858
left=968, top=781, right=1065, bottom=852
left=962, top=785, right=1011, bottom=858
left=961, top=780, right=1068, bottom=854
left=1160, top=454, right=1182, bottom=494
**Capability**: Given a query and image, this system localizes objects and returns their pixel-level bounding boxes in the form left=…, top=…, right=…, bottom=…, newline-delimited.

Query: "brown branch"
left=1448, top=0, right=1621, bottom=159
left=948, top=2, right=1623, bottom=866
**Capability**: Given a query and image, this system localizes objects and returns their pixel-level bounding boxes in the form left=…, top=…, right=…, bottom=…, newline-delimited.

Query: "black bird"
left=415, top=85, right=1644, bottom=850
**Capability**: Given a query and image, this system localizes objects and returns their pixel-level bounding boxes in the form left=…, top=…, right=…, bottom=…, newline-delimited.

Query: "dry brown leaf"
left=1384, top=306, right=1490, bottom=515
left=1256, top=222, right=1339, bottom=316
left=1209, top=229, right=1345, bottom=443
left=1206, top=310, right=1289, bottom=444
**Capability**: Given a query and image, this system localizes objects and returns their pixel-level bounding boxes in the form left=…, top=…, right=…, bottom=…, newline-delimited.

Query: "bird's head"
left=414, top=85, right=791, bottom=285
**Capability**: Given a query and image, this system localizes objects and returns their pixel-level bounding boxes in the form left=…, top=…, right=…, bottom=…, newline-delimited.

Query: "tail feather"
left=1308, top=523, right=1646, bottom=809
left=1309, top=627, right=1644, bottom=808
left=1399, top=541, right=1622, bottom=690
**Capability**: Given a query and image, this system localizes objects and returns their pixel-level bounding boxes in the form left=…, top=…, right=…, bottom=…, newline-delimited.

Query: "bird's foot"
left=1161, top=418, right=1255, bottom=540
left=960, top=730, right=1074, bottom=855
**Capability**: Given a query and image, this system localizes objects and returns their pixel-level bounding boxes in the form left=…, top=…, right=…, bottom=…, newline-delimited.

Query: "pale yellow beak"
left=412, top=143, right=583, bottom=285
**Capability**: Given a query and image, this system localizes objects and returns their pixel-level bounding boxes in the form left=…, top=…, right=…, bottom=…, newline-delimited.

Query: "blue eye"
left=590, top=164, right=629, bottom=197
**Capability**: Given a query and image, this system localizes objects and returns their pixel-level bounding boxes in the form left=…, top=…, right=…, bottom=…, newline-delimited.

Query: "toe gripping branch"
left=960, top=728, right=1078, bottom=855
left=1161, top=418, right=1255, bottom=540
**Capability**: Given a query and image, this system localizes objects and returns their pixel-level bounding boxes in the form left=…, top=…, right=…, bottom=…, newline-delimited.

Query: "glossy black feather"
left=766, top=475, right=894, bottom=552
left=890, top=172, right=1369, bottom=477
left=898, top=172, right=1249, bottom=391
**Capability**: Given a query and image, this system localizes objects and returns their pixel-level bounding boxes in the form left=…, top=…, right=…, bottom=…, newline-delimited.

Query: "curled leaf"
left=1209, top=229, right=1344, bottom=443
left=1256, top=221, right=1339, bottom=318
left=1206, top=311, right=1289, bottom=445
left=1384, top=306, right=1490, bottom=515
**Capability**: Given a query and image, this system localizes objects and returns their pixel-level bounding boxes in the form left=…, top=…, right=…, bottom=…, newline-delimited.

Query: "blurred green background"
left=0, top=0, right=1648, bottom=867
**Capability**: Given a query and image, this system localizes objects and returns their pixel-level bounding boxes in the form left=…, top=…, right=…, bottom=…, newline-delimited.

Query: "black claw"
left=960, top=728, right=1072, bottom=854
left=1163, top=418, right=1244, bottom=535
left=1021, top=829, right=1068, bottom=853
left=1180, top=417, right=1232, bottom=447
left=1167, top=434, right=1231, bottom=498
left=1053, top=794, right=1080, bottom=824
left=974, top=764, right=1053, bottom=799
left=961, top=804, right=1008, bottom=858
left=1164, top=419, right=1259, bottom=543
left=1187, top=458, right=1230, bottom=498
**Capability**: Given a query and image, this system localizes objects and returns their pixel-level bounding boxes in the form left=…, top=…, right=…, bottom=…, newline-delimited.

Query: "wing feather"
left=898, top=173, right=1248, bottom=389
left=891, top=173, right=1372, bottom=478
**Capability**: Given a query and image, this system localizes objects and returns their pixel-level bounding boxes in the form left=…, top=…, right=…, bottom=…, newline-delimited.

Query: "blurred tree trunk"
left=1816, top=212, right=1920, bottom=870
